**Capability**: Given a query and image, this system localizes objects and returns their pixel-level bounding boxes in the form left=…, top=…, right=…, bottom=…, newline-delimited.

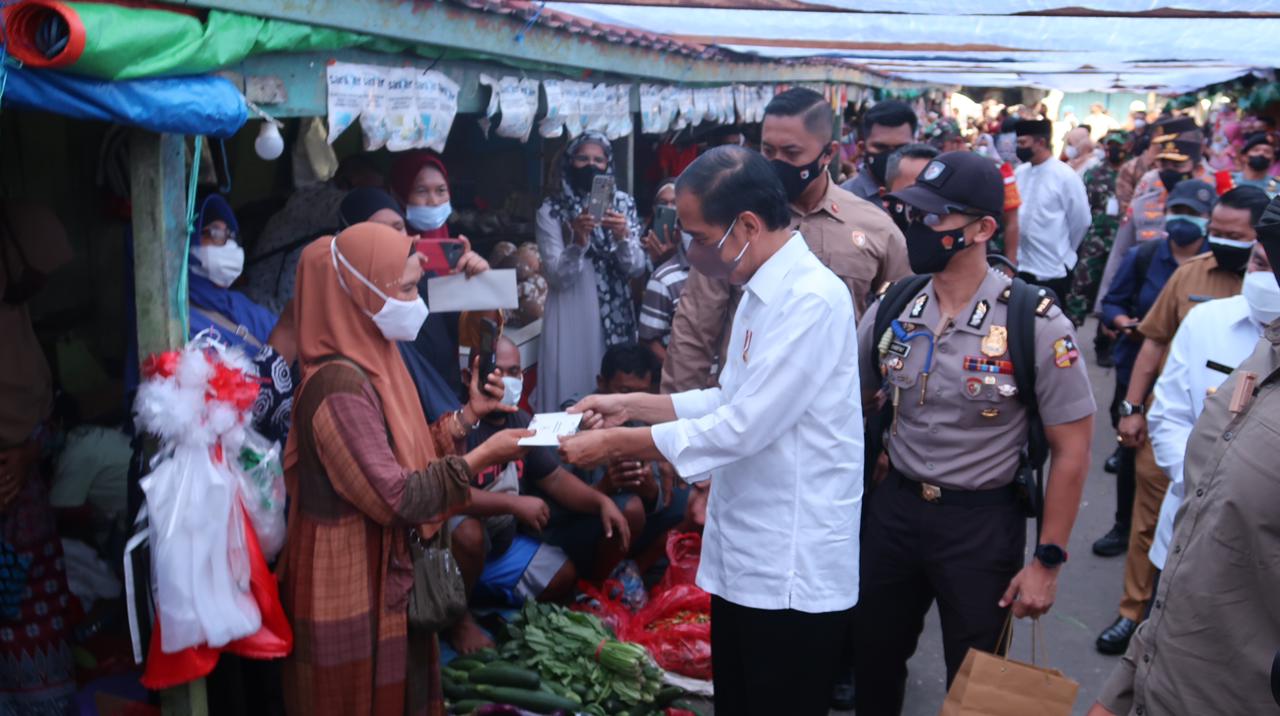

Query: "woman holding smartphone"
left=535, top=132, right=645, bottom=411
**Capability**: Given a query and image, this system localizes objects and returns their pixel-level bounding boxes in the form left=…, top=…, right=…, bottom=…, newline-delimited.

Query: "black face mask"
left=1159, top=169, right=1191, bottom=192
left=1015, top=146, right=1035, bottom=163
left=905, top=217, right=976, bottom=274
left=770, top=150, right=828, bottom=202
left=1207, top=237, right=1254, bottom=274
left=865, top=149, right=893, bottom=187
left=1247, top=154, right=1273, bottom=172
left=1107, top=145, right=1125, bottom=165
left=568, top=164, right=604, bottom=195
left=886, top=198, right=910, bottom=235
left=1165, top=217, right=1206, bottom=247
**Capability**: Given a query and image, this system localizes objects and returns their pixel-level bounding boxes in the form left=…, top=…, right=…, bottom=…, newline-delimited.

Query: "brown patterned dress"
left=280, top=362, right=470, bottom=716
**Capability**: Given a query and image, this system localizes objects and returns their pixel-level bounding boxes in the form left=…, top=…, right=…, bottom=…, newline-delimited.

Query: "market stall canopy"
left=542, top=0, right=1280, bottom=91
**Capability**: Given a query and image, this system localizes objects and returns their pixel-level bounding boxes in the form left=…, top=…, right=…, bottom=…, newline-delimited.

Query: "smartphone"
left=414, top=238, right=467, bottom=277
left=653, top=205, right=678, bottom=245
left=477, top=318, right=498, bottom=381
left=587, top=174, right=615, bottom=222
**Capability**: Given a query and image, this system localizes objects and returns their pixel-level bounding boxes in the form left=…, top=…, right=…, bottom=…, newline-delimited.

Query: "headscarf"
left=187, top=194, right=276, bottom=348
left=333, top=190, right=461, bottom=421
left=544, top=132, right=640, bottom=347
left=390, top=150, right=450, bottom=238
left=285, top=224, right=436, bottom=482
left=339, top=187, right=402, bottom=228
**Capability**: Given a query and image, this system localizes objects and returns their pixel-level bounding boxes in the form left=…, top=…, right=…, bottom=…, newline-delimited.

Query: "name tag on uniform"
left=888, top=341, right=911, bottom=358
left=963, top=356, right=1014, bottom=374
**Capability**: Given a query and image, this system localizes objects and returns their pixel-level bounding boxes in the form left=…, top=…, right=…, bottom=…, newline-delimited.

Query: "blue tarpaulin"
left=0, top=63, right=247, bottom=137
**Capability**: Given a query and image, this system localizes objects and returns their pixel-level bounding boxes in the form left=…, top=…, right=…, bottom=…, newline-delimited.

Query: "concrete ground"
left=838, top=318, right=1130, bottom=716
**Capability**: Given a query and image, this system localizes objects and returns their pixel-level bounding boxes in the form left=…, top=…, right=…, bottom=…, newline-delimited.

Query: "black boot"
left=1092, top=524, right=1130, bottom=557
left=1096, top=616, right=1139, bottom=655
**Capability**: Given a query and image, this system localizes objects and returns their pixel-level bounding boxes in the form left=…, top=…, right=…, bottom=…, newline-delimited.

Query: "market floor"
left=836, top=318, right=1129, bottom=716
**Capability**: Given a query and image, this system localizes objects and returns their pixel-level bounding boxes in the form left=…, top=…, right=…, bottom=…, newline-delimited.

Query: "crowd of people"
left=3, top=83, right=1280, bottom=716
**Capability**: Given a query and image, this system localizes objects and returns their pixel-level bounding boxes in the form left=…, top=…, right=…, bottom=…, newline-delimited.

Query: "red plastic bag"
left=624, top=584, right=712, bottom=681
left=571, top=579, right=632, bottom=636
left=656, top=532, right=701, bottom=592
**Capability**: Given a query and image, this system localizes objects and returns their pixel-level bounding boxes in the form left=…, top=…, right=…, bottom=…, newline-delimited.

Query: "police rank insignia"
left=981, top=325, right=1007, bottom=357
left=967, top=300, right=989, bottom=329
left=997, top=383, right=1018, bottom=397
left=1053, top=336, right=1080, bottom=368
left=909, top=294, right=928, bottom=318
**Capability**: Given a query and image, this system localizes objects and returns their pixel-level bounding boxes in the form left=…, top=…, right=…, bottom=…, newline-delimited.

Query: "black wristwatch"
left=1034, top=544, right=1068, bottom=569
left=1118, top=400, right=1145, bottom=417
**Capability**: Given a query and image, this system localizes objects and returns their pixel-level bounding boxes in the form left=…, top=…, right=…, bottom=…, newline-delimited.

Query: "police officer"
left=853, top=152, right=1097, bottom=715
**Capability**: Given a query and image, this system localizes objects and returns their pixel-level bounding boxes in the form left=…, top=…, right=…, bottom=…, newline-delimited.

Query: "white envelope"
left=518, top=412, right=583, bottom=446
left=426, top=269, right=518, bottom=312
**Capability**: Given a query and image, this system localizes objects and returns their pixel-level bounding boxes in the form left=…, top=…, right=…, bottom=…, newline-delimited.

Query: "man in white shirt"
left=1014, top=118, right=1092, bottom=302
left=558, top=145, right=862, bottom=716
left=1147, top=242, right=1278, bottom=572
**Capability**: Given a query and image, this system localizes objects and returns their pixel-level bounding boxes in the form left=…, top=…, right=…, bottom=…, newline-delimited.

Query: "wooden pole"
left=128, top=129, right=208, bottom=716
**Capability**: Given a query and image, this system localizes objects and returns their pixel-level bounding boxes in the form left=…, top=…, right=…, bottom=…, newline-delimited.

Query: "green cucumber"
left=474, top=685, right=580, bottom=712
left=448, top=658, right=486, bottom=673
left=442, top=667, right=470, bottom=683
left=441, top=680, right=476, bottom=701
left=653, top=686, right=686, bottom=708
left=469, top=663, right=540, bottom=690
left=471, top=647, right=500, bottom=663
left=447, top=699, right=491, bottom=714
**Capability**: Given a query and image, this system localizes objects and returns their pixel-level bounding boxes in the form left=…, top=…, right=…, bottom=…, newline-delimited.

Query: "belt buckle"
left=921, top=483, right=942, bottom=503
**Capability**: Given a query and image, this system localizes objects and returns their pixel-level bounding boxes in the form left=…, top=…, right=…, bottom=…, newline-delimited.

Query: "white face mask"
left=330, top=239, right=430, bottom=342
left=1064, top=145, right=1080, bottom=160
left=1242, top=269, right=1280, bottom=327
left=501, top=376, right=523, bottom=407
left=191, top=240, right=245, bottom=288
left=406, top=202, right=452, bottom=232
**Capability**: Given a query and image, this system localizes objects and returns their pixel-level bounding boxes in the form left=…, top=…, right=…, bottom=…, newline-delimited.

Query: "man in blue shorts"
left=447, top=337, right=632, bottom=654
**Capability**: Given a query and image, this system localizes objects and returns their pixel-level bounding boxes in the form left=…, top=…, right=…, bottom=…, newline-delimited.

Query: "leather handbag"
left=406, top=524, right=467, bottom=632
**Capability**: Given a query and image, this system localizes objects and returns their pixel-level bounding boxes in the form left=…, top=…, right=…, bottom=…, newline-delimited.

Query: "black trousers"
left=853, top=472, right=1025, bottom=716
left=1109, top=381, right=1137, bottom=530
left=710, top=595, right=852, bottom=716
left=1016, top=271, right=1071, bottom=307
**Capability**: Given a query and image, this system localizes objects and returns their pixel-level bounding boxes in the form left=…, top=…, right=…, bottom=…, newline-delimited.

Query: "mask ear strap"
left=329, top=237, right=384, bottom=318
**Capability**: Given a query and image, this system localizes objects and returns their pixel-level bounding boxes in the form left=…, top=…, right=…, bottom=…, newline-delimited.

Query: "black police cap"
left=886, top=151, right=1004, bottom=218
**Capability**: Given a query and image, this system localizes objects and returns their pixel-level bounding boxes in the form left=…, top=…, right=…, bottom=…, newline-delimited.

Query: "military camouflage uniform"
left=1066, top=161, right=1121, bottom=324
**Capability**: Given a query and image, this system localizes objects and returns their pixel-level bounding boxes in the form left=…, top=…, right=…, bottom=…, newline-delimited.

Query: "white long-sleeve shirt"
left=1147, top=294, right=1261, bottom=569
left=1014, top=158, right=1091, bottom=280
left=650, top=234, right=864, bottom=613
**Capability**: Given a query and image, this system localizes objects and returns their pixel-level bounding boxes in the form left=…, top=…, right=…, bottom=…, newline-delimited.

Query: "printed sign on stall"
left=325, top=61, right=459, bottom=152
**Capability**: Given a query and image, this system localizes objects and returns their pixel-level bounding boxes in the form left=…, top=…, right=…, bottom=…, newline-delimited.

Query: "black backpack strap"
left=864, top=274, right=932, bottom=477
left=1007, top=277, right=1050, bottom=540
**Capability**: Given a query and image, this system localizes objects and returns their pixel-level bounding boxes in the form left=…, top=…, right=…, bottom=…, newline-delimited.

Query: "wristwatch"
left=1118, top=400, right=1145, bottom=417
left=1034, top=543, right=1069, bottom=569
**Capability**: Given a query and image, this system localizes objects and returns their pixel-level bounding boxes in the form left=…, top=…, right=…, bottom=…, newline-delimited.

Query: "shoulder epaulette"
left=1034, top=293, right=1055, bottom=317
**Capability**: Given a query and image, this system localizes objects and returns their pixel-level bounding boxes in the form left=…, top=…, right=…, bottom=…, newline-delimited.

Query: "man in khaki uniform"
left=661, top=87, right=908, bottom=393
left=1087, top=196, right=1280, bottom=716
left=1093, top=185, right=1271, bottom=655
left=853, top=152, right=1095, bottom=715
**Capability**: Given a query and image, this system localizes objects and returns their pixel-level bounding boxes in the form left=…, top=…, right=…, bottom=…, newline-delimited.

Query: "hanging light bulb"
left=254, top=121, right=284, bottom=160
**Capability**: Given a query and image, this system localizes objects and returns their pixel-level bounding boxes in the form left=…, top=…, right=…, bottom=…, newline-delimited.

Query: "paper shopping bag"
left=939, top=617, right=1078, bottom=716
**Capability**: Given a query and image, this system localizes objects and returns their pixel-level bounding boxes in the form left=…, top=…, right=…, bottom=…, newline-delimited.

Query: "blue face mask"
left=406, top=202, right=452, bottom=232
left=1165, top=214, right=1208, bottom=246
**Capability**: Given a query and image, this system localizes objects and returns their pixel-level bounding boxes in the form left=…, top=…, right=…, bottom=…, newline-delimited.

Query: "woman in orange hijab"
left=279, top=223, right=530, bottom=716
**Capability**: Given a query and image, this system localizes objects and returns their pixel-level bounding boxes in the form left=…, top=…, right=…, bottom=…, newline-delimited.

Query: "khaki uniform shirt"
left=1099, top=325, right=1280, bottom=716
left=661, top=175, right=909, bottom=392
left=1138, top=253, right=1243, bottom=344
left=857, top=269, right=1096, bottom=489
left=1115, top=154, right=1153, bottom=218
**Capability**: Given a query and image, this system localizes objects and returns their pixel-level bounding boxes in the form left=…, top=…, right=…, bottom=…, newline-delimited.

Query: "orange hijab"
left=285, top=223, right=436, bottom=476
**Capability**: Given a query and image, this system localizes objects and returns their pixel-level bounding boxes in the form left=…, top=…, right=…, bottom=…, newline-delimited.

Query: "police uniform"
left=850, top=153, right=1097, bottom=715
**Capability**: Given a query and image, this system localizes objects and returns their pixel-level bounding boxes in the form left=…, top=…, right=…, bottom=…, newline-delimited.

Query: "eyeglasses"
left=200, top=226, right=238, bottom=244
